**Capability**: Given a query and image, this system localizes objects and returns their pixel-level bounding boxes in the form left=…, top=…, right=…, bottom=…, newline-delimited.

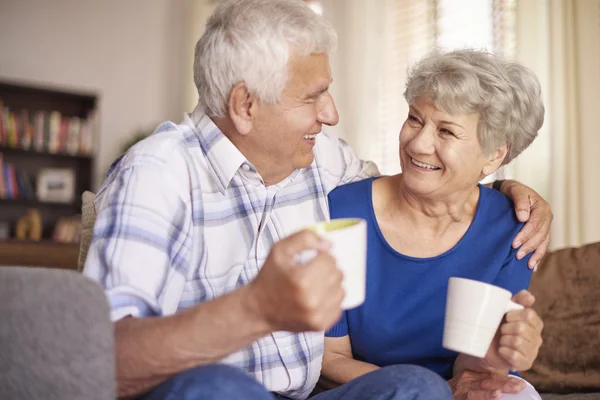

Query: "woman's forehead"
left=410, top=96, right=479, bottom=128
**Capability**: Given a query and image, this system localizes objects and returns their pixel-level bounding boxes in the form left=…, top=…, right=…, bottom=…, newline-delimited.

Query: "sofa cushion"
left=0, top=267, right=115, bottom=400
left=541, top=394, right=600, bottom=400
left=78, top=190, right=97, bottom=272
left=522, top=242, right=600, bottom=392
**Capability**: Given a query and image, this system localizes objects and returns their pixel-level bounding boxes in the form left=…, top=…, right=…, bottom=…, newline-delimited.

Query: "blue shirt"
left=326, top=177, right=532, bottom=380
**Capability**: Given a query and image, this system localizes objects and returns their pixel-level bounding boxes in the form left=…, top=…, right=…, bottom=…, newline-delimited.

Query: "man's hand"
left=449, top=370, right=525, bottom=400
left=111, top=231, right=343, bottom=398
left=247, top=230, right=345, bottom=333
left=500, top=180, right=553, bottom=270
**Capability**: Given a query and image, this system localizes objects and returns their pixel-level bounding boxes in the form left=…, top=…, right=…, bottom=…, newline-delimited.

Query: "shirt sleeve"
left=326, top=311, right=349, bottom=337
left=317, top=131, right=380, bottom=191
left=82, top=164, right=193, bottom=321
left=336, top=137, right=380, bottom=185
left=480, top=166, right=510, bottom=185
left=492, top=246, right=533, bottom=295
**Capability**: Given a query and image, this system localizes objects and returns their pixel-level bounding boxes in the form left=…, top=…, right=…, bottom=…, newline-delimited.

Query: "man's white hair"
left=404, top=49, right=545, bottom=165
left=194, top=0, right=337, bottom=118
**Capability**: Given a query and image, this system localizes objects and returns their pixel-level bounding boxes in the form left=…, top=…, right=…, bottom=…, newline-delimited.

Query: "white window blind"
left=373, top=0, right=437, bottom=175
left=324, top=0, right=516, bottom=176
left=378, top=0, right=516, bottom=175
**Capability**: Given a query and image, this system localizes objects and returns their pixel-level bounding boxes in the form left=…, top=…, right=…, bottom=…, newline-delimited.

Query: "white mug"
left=297, top=218, right=367, bottom=310
left=443, top=277, right=524, bottom=358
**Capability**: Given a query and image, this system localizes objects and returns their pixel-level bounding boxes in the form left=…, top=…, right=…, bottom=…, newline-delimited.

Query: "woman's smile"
left=410, top=157, right=441, bottom=171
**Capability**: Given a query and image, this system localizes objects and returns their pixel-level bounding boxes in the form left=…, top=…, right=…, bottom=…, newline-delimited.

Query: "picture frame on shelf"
left=36, top=168, right=76, bottom=204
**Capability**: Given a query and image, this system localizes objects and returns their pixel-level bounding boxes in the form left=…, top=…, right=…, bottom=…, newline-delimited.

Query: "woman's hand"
left=449, top=370, right=525, bottom=400
left=500, top=180, right=553, bottom=270
left=484, top=290, right=544, bottom=371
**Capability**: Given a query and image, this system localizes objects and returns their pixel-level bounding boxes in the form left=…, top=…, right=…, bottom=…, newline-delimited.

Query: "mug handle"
left=504, top=300, right=524, bottom=313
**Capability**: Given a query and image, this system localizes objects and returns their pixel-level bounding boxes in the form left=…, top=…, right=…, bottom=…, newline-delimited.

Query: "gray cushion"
left=0, top=267, right=115, bottom=400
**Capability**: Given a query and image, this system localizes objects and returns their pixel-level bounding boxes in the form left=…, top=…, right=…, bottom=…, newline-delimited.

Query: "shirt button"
left=242, top=164, right=251, bottom=172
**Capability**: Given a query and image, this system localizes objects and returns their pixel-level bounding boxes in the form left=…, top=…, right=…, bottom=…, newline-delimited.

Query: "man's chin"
left=292, top=152, right=315, bottom=170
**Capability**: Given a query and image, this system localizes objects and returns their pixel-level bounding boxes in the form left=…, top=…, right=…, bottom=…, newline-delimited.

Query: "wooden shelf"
left=0, top=81, right=95, bottom=242
left=0, top=146, right=92, bottom=161
left=0, top=198, right=81, bottom=209
left=0, top=240, right=79, bottom=270
left=0, top=81, right=96, bottom=119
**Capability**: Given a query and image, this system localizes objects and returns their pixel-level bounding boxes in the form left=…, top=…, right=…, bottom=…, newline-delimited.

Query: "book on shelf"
left=0, top=152, right=35, bottom=201
left=0, top=99, right=96, bottom=156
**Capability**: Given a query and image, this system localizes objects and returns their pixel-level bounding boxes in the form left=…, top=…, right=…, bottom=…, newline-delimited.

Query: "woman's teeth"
left=411, top=158, right=440, bottom=170
left=304, top=134, right=317, bottom=140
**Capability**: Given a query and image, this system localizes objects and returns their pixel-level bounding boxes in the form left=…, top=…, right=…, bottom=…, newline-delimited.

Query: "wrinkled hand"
left=500, top=180, right=553, bottom=270
left=449, top=370, right=526, bottom=400
left=484, top=290, right=544, bottom=371
left=248, top=230, right=344, bottom=333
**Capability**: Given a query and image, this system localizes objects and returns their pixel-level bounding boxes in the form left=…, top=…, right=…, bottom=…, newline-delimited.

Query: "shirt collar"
left=186, top=104, right=247, bottom=193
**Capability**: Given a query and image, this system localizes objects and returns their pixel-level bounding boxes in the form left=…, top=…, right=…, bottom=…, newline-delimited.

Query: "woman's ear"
left=483, top=143, right=509, bottom=175
left=227, top=82, right=256, bottom=136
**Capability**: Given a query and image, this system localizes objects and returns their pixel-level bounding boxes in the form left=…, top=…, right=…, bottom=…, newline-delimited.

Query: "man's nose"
left=317, top=92, right=339, bottom=127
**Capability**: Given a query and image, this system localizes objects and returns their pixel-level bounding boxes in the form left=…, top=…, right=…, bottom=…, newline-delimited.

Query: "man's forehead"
left=287, top=52, right=332, bottom=90
left=288, top=53, right=331, bottom=76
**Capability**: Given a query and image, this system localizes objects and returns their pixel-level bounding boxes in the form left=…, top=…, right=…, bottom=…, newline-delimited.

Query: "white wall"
left=0, top=0, right=196, bottom=189
left=513, top=0, right=551, bottom=201
left=574, top=0, right=600, bottom=244
left=322, top=0, right=384, bottom=153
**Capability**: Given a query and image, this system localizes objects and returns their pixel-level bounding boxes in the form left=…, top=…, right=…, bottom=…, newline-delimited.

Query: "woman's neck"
left=373, top=175, right=480, bottom=258
left=395, top=176, right=480, bottom=235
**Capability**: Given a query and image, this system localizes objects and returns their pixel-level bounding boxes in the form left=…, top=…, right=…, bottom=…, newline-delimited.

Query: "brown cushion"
left=522, top=242, right=600, bottom=392
left=78, top=191, right=97, bottom=272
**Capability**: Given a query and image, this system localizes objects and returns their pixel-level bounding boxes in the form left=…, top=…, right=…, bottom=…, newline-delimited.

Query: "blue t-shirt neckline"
left=366, top=177, right=485, bottom=263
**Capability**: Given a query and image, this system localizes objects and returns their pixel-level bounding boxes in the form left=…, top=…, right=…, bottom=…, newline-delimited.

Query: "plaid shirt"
left=83, top=106, right=378, bottom=399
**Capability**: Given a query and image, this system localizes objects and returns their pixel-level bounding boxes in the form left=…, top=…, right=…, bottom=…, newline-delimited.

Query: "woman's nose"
left=409, top=124, right=436, bottom=154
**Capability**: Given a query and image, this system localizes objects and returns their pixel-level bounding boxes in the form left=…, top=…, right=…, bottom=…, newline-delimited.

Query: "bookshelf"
left=0, top=81, right=96, bottom=268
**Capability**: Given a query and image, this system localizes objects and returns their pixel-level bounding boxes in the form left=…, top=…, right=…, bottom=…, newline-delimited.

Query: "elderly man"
left=83, top=0, right=552, bottom=399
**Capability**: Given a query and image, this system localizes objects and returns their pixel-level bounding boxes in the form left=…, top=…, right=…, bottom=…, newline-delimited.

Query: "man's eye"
left=408, top=114, right=420, bottom=123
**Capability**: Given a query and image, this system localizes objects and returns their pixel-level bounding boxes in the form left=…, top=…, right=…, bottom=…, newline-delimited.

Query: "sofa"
left=523, top=241, right=600, bottom=399
left=0, top=266, right=115, bottom=400
left=0, top=240, right=598, bottom=399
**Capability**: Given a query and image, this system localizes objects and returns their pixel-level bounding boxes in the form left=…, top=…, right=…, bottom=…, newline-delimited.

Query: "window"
left=324, top=0, right=516, bottom=176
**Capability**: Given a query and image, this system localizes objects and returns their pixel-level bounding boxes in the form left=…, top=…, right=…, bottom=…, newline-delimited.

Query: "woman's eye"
left=440, top=128, right=454, bottom=136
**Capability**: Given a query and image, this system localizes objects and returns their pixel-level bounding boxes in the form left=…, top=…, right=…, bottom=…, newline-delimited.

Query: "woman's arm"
left=320, top=335, right=380, bottom=390
left=469, top=290, right=543, bottom=373
left=448, top=290, right=543, bottom=399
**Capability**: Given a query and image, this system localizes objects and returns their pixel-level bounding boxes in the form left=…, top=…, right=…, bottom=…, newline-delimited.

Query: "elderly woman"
left=321, top=50, right=545, bottom=400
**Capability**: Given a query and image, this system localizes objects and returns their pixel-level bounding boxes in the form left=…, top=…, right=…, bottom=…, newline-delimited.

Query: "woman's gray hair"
left=404, top=49, right=544, bottom=165
left=194, top=0, right=337, bottom=118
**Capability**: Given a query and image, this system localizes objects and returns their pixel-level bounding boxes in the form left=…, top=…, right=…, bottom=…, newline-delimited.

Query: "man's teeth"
left=411, top=158, right=439, bottom=170
left=304, top=134, right=317, bottom=140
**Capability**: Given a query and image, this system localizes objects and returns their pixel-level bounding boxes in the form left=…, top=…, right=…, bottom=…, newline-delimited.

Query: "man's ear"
left=483, top=143, right=509, bottom=175
left=228, top=82, right=256, bottom=136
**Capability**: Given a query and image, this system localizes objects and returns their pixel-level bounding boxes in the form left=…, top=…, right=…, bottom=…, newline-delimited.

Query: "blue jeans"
left=307, top=365, right=452, bottom=399
left=143, top=364, right=452, bottom=400
left=143, top=364, right=273, bottom=400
